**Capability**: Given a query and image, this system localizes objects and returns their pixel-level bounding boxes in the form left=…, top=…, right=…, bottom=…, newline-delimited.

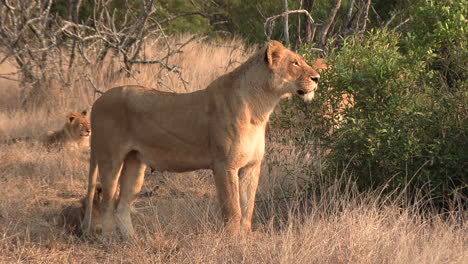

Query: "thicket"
left=294, top=0, right=467, bottom=205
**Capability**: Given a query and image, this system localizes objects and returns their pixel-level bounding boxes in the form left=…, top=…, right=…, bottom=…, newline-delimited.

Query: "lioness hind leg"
left=99, top=159, right=124, bottom=238
left=116, top=151, right=146, bottom=240
left=238, top=162, right=261, bottom=233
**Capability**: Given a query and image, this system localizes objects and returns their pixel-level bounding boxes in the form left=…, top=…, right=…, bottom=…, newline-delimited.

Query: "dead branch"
left=318, top=0, right=341, bottom=48
left=361, top=0, right=372, bottom=33
left=282, top=0, right=290, bottom=46
left=383, top=10, right=403, bottom=29
left=392, top=17, right=411, bottom=32
left=264, top=9, right=316, bottom=41
left=85, top=73, right=104, bottom=95
left=296, top=0, right=303, bottom=48
left=0, top=75, right=19, bottom=82
left=0, top=0, right=208, bottom=106
left=341, top=0, right=355, bottom=37
left=303, top=0, right=316, bottom=43
left=371, top=4, right=382, bottom=27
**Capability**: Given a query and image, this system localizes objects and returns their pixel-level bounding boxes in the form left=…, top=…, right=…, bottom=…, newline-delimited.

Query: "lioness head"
left=66, top=110, right=91, bottom=139
left=264, top=40, right=320, bottom=102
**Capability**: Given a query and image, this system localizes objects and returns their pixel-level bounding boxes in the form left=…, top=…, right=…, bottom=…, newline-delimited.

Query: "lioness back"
left=45, top=110, right=91, bottom=148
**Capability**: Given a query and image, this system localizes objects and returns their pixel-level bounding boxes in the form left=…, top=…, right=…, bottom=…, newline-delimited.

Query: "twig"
left=85, top=73, right=104, bottom=95
left=0, top=75, right=19, bottom=81
left=160, top=35, right=199, bottom=61
left=264, top=9, right=315, bottom=41
left=1, top=0, right=16, bottom=10
left=383, top=10, right=403, bottom=29
left=128, top=59, right=181, bottom=73
left=392, top=17, right=411, bottom=32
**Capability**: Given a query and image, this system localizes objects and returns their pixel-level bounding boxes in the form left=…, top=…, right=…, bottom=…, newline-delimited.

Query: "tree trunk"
left=304, top=0, right=315, bottom=43
left=296, top=0, right=303, bottom=48
left=361, top=0, right=371, bottom=32
left=283, top=0, right=289, bottom=47
left=318, top=0, right=342, bottom=48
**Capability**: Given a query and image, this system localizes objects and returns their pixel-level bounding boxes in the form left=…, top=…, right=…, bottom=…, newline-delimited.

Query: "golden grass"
left=0, top=37, right=466, bottom=263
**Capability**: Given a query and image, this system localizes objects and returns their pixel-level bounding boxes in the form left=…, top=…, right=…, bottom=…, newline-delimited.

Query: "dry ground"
left=0, top=38, right=466, bottom=263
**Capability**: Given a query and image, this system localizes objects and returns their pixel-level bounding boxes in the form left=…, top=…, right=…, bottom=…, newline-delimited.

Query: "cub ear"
left=81, top=110, right=88, bottom=116
left=67, top=113, right=76, bottom=123
left=264, top=40, right=286, bottom=69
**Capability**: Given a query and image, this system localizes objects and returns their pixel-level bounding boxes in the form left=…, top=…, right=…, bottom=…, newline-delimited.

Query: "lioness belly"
left=137, top=146, right=212, bottom=172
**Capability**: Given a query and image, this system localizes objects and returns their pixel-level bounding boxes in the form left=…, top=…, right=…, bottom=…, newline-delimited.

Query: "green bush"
left=297, top=26, right=467, bottom=204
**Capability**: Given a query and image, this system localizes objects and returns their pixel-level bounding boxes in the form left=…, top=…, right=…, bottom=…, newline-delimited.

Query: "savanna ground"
left=0, top=38, right=466, bottom=263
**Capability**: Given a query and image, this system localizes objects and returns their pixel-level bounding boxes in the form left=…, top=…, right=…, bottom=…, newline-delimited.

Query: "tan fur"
left=45, top=110, right=91, bottom=149
left=81, top=40, right=320, bottom=240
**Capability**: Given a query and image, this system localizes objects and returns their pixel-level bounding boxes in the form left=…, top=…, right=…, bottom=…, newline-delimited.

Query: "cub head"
left=65, top=110, right=91, bottom=139
left=58, top=184, right=103, bottom=236
left=264, top=40, right=320, bottom=102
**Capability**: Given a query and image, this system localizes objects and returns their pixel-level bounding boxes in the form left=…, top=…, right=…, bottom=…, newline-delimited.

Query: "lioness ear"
left=265, top=40, right=285, bottom=69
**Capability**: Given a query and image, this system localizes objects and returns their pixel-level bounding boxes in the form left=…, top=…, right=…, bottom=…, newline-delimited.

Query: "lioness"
left=82, top=40, right=320, bottom=240
left=45, top=110, right=91, bottom=148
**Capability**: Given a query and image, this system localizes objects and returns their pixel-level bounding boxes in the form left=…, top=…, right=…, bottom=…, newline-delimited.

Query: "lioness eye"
left=293, top=61, right=299, bottom=66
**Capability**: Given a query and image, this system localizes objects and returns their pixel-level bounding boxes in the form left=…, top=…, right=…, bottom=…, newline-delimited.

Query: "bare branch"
left=383, top=10, right=403, bottom=29
left=303, top=0, right=316, bottom=43
left=264, top=9, right=315, bottom=41
left=85, top=73, right=104, bottom=95
left=282, top=0, right=290, bottom=46
left=160, top=35, right=199, bottom=61
left=392, top=17, right=411, bottom=32
left=361, top=0, right=372, bottom=33
left=371, top=4, right=382, bottom=27
left=1, top=0, right=16, bottom=10
left=318, top=0, right=341, bottom=48
left=0, top=0, right=200, bottom=105
left=0, top=75, right=19, bottom=82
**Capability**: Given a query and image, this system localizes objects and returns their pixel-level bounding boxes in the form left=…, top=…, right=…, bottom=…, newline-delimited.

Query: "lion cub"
left=45, top=110, right=91, bottom=149
left=58, top=184, right=103, bottom=235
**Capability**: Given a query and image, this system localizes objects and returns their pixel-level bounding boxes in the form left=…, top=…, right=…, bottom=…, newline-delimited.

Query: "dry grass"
left=0, top=37, right=466, bottom=263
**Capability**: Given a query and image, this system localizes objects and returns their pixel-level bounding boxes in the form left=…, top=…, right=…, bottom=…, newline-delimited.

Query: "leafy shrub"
left=297, top=27, right=467, bottom=205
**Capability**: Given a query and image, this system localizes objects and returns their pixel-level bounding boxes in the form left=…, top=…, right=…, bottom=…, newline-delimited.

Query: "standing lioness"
left=82, top=40, right=320, bottom=240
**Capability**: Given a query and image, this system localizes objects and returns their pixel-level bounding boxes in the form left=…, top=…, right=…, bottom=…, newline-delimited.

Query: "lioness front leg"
left=213, top=165, right=242, bottom=234
left=239, top=162, right=261, bottom=232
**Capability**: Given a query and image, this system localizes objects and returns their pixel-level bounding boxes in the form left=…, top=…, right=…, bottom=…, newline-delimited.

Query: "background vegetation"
left=0, top=0, right=466, bottom=262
